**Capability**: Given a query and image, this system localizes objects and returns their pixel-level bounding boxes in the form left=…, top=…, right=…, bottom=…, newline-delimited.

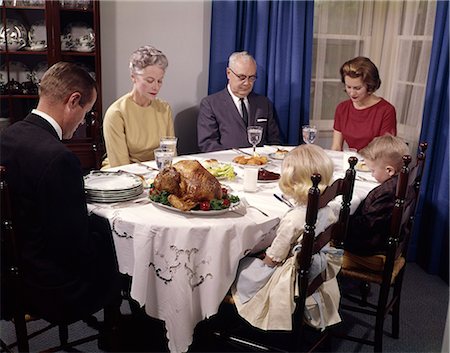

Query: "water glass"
left=160, top=136, right=178, bottom=155
left=247, top=126, right=263, bottom=156
left=243, top=166, right=259, bottom=192
left=302, top=125, right=317, bottom=144
left=154, top=148, right=173, bottom=171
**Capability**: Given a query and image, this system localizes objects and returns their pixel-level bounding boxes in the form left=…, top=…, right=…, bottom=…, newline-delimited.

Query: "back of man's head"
left=39, top=62, right=96, bottom=107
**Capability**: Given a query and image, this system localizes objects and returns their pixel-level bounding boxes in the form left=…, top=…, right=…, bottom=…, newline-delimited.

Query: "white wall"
left=100, top=0, right=211, bottom=154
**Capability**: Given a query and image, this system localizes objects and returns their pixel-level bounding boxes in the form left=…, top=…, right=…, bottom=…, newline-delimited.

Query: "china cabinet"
left=0, top=0, right=104, bottom=171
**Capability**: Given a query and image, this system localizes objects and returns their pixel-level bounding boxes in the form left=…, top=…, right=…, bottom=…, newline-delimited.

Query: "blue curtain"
left=208, top=0, right=314, bottom=145
left=408, top=0, right=449, bottom=282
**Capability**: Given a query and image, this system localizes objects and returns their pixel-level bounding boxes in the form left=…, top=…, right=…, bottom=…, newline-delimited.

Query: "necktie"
left=240, top=98, right=248, bottom=126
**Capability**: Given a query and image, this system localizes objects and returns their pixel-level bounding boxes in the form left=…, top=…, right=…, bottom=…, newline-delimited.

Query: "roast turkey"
left=154, top=160, right=223, bottom=211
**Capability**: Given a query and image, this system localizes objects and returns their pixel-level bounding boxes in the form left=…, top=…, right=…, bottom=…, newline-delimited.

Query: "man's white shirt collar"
left=32, top=109, right=63, bottom=140
left=227, top=84, right=248, bottom=116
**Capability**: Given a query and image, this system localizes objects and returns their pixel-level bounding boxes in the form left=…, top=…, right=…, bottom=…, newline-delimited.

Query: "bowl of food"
left=202, top=159, right=236, bottom=180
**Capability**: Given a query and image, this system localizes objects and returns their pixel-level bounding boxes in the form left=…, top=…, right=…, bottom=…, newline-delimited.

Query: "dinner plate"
left=149, top=199, right=241, bottom=216
left=27, top=20, right=47, bottom=51
left=84, top=171, right=142, bottom=191
left=268, top=152, right=287, bottom=160
left=231, top=160, right=269, bottom=168
left=257, top=178, right=279, bottom=184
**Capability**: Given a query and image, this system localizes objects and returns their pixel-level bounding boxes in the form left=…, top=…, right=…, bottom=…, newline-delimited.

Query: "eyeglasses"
left=228, top=67, right=257, bottom=83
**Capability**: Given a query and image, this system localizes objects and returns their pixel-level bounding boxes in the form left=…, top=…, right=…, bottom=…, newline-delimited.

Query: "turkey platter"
left=153, top=160, right=223, bottom=211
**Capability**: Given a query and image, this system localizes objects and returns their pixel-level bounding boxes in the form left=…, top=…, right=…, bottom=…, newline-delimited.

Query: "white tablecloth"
left=87, top=147, right=378, bottom=353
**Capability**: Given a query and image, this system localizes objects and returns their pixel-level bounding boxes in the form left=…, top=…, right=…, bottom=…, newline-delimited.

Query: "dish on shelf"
left=27, top=20, right=47, bottom=51
left=7, top=0, right=45, bottom=6
left=63, top=23, right=95, bottom=52
left=0, top=19, right=27, bottom=51
left=31, top=62, right=48, bottom=83
left=60, top=33, right=73, bottom=51
left=0, top=66, right=7, bottom=85
left=1, top=61, right=32, bottom=84
left=60, top=0, right=92, bottom=10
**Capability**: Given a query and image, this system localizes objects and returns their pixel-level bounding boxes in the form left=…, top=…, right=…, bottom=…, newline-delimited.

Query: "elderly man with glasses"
left=197, top=51, right=281, bottom=152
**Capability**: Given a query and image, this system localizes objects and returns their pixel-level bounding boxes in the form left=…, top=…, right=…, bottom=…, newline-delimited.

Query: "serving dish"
left=27, top=20, right=47, bottom=51
left=0, top=19, right=27, bottom=51
left=63, top=22, right=95, bottom=52
left=149, top=199, right=241, bottom=216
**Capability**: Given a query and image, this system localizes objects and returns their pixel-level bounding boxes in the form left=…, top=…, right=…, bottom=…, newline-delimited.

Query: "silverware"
left=242, top=198, right=269, bottom=217
left=281, top=194, right=295, bottom=208
left=136, top=161, right=159, bottom=171
left=232, top=148, right=252, bottom=156
left=273, top=194, right=293, bottom=208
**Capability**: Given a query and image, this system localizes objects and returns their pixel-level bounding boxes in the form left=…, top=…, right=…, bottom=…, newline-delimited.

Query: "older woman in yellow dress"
left=102, top=45, right=175, bottom=168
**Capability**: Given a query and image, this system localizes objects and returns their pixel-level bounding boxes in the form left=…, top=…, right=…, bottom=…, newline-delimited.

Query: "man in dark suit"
left=197, top=51, right=281, bottom=152
left=0, top=62, right=121, bottom=327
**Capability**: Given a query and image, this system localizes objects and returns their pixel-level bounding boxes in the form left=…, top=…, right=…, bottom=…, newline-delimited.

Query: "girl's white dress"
left=231, top=205, right=343, bottom=331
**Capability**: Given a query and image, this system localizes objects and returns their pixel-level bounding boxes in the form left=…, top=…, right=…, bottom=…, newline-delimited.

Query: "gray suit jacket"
left=197, top=88, right=281, bottom=152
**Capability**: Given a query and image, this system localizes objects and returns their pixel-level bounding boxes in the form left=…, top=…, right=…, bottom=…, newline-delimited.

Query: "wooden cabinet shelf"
left=1, top=0, right=104, bottom=171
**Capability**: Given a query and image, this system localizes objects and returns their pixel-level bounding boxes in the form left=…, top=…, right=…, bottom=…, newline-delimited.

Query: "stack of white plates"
left=84, top=171, right=144, bottom=203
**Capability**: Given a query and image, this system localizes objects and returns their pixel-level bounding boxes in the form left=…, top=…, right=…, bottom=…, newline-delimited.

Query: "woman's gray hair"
left=129, top=45, right=168, bottom=74
left=228, top=51, right=256, bottom=70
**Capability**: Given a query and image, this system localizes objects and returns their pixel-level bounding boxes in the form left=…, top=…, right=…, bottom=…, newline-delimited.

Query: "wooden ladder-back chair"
left=0, top=166, right=101, bottom=353
left=338, top=150, right=426, bottom=352
left=212, top=157, right=358, bottom=352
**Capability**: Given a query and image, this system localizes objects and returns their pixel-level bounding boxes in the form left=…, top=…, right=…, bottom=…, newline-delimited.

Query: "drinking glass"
left=154, top=148, right=173, bottom=171
left=302, top=125, right=317, bottom=144
left=247, top=125, right=263, bottom=156
left=160, top=136, right=178, bottom=155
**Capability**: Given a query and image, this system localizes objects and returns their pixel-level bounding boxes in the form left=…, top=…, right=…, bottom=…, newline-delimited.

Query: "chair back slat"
left=382, top=155, right=412, bottom=286
left=294, top=157, right=357, bottom=324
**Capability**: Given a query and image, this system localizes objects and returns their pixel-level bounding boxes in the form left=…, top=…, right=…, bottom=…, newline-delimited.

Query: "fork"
left=241, top=198, right=269, bottom=217
left=136, top=161, right=159, bottom=171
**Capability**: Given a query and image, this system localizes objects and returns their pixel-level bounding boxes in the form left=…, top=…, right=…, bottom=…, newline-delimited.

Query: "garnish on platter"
left=148, top=160, right=240, bottom=212
left=201, top=159, right=236, bottom=180
left=232, top=154, right=268, bottom=166
left=258, top=168, right=280, bottom=182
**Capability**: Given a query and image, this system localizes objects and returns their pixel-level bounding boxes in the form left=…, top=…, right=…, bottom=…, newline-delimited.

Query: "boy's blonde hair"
left=279, top=144, right=334, bottom=204
left=359, top=135, right=409, bottom=172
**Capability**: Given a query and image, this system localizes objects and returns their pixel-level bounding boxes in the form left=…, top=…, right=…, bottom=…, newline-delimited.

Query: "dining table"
left=87, top=146, right=379, bottom=353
